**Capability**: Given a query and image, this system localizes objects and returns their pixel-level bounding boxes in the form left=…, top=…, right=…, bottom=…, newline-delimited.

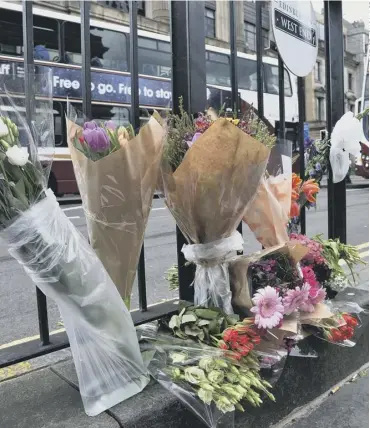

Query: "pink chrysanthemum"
left=301, top=265, right=319, bottom=287
left=251, top=286, right=284, bottom=329
left=283, top=283, right=312, bottom=314
left=308, top=284, right=327, bottom=305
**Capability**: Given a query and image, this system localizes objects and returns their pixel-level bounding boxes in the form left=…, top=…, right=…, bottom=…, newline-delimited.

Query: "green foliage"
left=166, top=305, right=239, bottom=343
left=165, top=264, right=179, bottom=291
left=313, top=234, right=366, bottom=283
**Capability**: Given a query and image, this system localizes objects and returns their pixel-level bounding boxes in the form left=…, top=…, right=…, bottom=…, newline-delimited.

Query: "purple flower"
left=186, top=132, right=202, bottom=148
left=309, top=169, right=316, bottom=177
left=315, top=162, right=321, bottom=171
left=104, top=120, right=116, bottom=130
left=83, top=121, right=98, bottom=130
left=82, top=127, right=110, bottom=152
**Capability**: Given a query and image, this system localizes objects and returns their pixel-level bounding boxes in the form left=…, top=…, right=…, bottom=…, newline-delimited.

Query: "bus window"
left=206, top=51, right=230, bottom=86
left=0, top=10, right=58, bottom=61
left=237, top=57, right=257, bottom=91
left=53, top=102, right=64, bottom=147
left=264, top=64, right=292, bottom=97
left=0, top=10, right=23, bottom=57
left=63, top=22, right=128, bottom=72
left=91, top=105, right=130, bottom=126
left=138, top=37, right=171, bottom=78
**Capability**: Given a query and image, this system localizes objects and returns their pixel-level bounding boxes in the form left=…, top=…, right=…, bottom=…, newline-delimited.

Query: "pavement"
left=278, top=370, right=369, bottom=428
left=320, top=175, right=369, bottom=189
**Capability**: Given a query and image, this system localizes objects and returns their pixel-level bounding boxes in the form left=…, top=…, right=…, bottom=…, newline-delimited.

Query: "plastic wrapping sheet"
left=161, top=118, right=270, bottom=313
left=139, top=322, right=286, bottom=428
left=2, top=189, right=149, bottom=415
left=66, top=103, right=164, bottom=304
left=301, top=300, right=367, bottom=347
left=0, top=76, right=149, bottom=416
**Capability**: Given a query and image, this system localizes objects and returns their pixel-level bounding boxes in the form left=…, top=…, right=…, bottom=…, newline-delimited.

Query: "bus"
left=354, top=48, right=369, bottom=179
left=0, top=3, right=298, bottom=196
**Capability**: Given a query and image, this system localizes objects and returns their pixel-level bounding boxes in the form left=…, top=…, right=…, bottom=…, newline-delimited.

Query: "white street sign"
left=271, top=1, right=318, bottom=77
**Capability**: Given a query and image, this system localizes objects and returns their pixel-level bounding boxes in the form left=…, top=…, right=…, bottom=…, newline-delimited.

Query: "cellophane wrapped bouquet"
left=160, top=104, right=273, bottom=313
left=0, top=74, right=149, bottom=416
left=140, top=304, right=287, bottom=428
left=66, top=104, right=164, bottom=307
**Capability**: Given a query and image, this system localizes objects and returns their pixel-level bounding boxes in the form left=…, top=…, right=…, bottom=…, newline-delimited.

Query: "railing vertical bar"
left=81, top=1, right=92, bottom=119
left=130, top=1, right=148, bottom=312
left=277, top=55, right=285, bottom=142
left=298, top=76, right=306, bottom=234
left=22, top=0, right=50, bottom=346
left=256, top=0, right=264, bottom=118
left=324, top=1, right=346, bottom=242
left=229, top=0, right=243, bottom=252
left=171, top=0, right=206, bottom=302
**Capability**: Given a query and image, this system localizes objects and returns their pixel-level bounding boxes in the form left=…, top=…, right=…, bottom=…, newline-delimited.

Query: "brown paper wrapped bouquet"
left=160, top=106, right=273, bottom=313
left=66, top=104, right=164, bottom=307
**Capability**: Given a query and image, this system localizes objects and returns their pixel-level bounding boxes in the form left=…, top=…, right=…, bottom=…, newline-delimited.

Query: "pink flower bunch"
left=301, top=265, right=319, bottom=287
left=194, top=113, right=213, bottom=134
left=251, top=286, right=284, bottom=329
left=283, top=282, right=326, bottom=314
left=290, top=233, right=327, bottom=265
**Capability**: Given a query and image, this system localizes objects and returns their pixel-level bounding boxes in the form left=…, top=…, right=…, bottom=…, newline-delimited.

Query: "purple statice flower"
left=82, top=127, right=110, bottom=152
left=104, top=120, right=116, bottom=130
left=83, top=121, right=98, bottom=130
left=304, top=138, right=314, bottom=149
left=315, top=162, right=321, bottom=171
left=309, top=169, right=316, bottom=177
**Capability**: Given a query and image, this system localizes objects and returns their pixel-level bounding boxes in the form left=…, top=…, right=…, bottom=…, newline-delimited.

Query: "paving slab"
left=0, top=367, right=119, bottom=428
left=286, top=374, right=369, bottom=428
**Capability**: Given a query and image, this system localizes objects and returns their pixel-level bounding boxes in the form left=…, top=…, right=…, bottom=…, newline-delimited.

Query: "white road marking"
left=152, top=207, right=166, bottom=211
left=62, top=205, right=83, bottom=212
left=67, top=216, right=80, bottom=220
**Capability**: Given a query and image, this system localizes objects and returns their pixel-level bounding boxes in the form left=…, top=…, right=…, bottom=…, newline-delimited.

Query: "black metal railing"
left=0, top=0, right=346, bottom=369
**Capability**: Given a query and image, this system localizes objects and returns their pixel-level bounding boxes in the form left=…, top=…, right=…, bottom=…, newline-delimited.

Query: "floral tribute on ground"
left=0, top=75, right=149, bottom=416
left=155, top=107, right=366, bottom=428
left=67, top=105, right=164, bottom=308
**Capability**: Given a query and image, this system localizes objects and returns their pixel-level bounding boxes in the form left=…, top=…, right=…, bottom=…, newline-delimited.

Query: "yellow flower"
left=226, top=118, right=240, bottom=126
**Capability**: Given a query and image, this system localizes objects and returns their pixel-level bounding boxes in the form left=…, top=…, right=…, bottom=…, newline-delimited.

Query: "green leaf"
left=208, top=319, right=221, bottom=335
left=184, top=325, right=203, bottom=337
left=169, top=315, right=181, bottom=330
left=194, top=308, right=219, bottom=320
left=179, top=307, right=186, bottom=317
left=181, top=313, right=197, bottom=324
left=226, top=315, right=239, bottom=325
left=198, top=319, right=210, bottom=327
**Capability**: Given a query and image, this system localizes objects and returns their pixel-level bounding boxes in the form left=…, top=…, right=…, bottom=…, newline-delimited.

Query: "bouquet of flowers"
left=290, top=173, right=319, bottom=218
left=0, top=74, right=149, bottom=416
left=160, top=104, right=272, bottom=313
left=243, top=142, right=292, bottom=247
left=66, top=104, right=164, bottom=306
left=140, top=305, right=286, bottom=428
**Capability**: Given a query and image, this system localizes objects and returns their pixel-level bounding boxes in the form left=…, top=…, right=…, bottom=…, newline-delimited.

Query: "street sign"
left=271, top=0, right=318, bottom=77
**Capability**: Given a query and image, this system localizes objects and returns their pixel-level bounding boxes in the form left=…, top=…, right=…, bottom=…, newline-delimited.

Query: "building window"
left=97, top=1, right=145, bottom=16
left=244, top=22, right=256, bottom=51
left=262, top=29, right=269, bottom=49
left=316, top=97, right=324, bottom=121
left=348, top=72, right=353, bottom=91
left=205, top=8, right=216, bottom=39
left=315, top=61, right=321, bottom=82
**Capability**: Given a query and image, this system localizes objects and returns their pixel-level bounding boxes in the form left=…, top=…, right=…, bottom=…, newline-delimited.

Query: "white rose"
left=6, top=146, right=29, bottom=166
left=197, top=388, right=213, bottom=405
left=0, top=118, right=9, bottom=138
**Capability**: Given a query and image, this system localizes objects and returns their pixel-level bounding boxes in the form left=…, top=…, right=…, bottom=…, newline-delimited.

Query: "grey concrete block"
left=51, top=359, right=79, bottom=386
left=0, top=367, right=119, bottom=428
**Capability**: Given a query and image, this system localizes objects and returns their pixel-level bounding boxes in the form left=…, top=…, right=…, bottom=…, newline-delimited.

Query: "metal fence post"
left=22, top=0, right=50, bottom=347
left=171, top=0, right=206, bottom=301
left=324, top=1, right=346, bottom=242
left=130, top=1, right=148, bottom=312
left=298, top=77, right=306, bottom=234
left=81, top=1, right=92, bottom=119
left=229, top=0, right=243, bottom=252
left=255, top=1, right=264, bottom=118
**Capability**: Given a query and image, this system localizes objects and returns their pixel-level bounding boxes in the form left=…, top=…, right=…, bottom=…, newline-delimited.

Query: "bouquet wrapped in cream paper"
left=160, top=107, right=273, bottom=313
left=0, top=74, right=149, bottom=416
left=66, top=104, right=164, bottom=306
